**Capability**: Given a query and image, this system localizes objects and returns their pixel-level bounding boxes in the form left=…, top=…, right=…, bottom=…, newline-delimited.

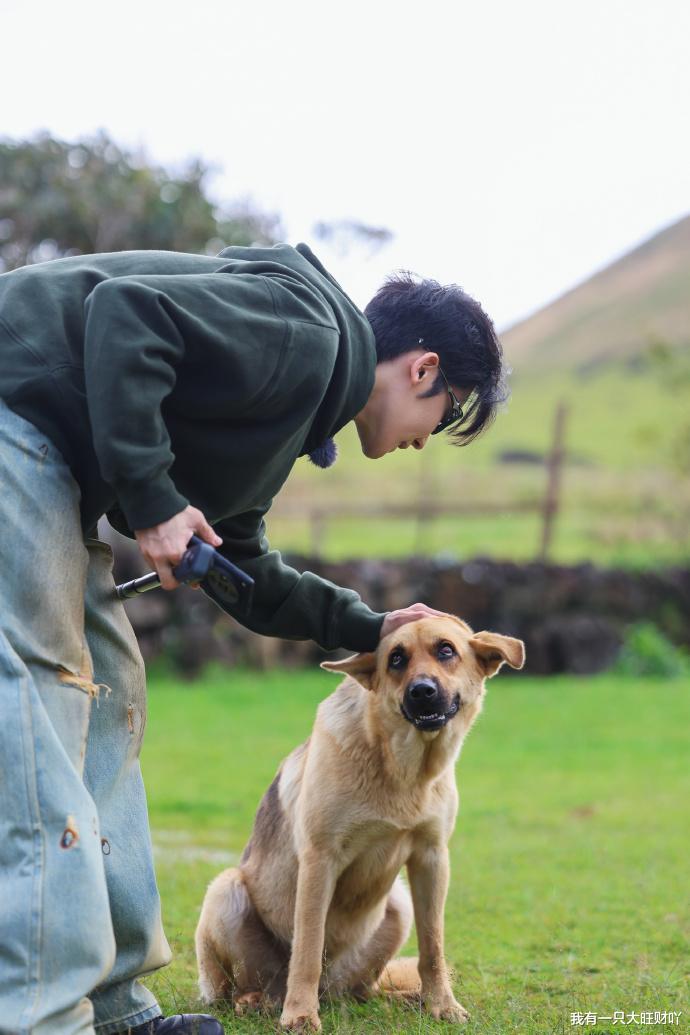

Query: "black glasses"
left=431, top=365, right=464, bottom=435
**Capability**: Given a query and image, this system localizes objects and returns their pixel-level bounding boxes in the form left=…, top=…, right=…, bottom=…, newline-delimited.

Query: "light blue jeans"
left=0, top=398, right=171, bottom=1034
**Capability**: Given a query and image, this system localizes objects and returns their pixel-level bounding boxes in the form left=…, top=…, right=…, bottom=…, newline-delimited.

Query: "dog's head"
left=321, top=615, right=524, bottom=737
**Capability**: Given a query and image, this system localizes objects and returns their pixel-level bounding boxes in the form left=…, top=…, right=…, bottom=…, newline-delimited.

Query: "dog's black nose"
left=405, top=679, right=440, bottom=714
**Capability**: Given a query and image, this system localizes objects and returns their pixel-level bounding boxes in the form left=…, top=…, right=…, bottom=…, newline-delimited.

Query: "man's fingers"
left=193, top=510, right=222, bottom=547
left=394, top=605, right=446, bottom=622
left=156, top=561, right=180, bottom=592
left=380, top=603, right=450, bottom=639
left=142, top=551, right=180, bottom=590
left=134, top=505, right=221, bottom=589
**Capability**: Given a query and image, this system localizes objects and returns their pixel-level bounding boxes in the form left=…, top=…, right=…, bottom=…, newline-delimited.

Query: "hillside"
left=502, top=214, right=690, bottom=373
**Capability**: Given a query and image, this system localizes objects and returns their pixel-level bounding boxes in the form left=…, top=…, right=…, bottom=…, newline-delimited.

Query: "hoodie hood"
left=293, top=243, right=376, bottom=455
left=217, top=241, right=376, bottom=457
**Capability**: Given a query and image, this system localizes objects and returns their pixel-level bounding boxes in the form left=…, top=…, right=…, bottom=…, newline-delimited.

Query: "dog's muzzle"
left=400, top=679, right=461, bottom=732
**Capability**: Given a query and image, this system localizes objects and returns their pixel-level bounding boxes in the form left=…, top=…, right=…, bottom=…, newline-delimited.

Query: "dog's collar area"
left=400, top=693, right=461, bottom=731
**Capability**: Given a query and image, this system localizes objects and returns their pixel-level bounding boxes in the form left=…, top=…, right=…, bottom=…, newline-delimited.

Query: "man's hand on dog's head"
left=380, top=603, right=449, bottom=641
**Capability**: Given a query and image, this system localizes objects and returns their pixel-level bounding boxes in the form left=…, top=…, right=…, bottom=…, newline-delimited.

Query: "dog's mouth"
left=400, top=694, right=461, bottom=732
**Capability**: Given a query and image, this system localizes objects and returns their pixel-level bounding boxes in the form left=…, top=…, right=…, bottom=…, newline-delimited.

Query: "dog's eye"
left=438, top=642, right=456, bottom=660
left=388, top=650, right=407, bottom=669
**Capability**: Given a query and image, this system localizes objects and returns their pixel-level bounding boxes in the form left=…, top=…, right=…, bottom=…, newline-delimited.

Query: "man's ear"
left=321, top=652, right=378, bottom=691
left=469, top=632, right=526, bottom=677
left=410, top=351, right=440, bottom=387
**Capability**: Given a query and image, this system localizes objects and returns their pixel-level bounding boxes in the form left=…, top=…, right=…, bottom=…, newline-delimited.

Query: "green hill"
left=502, top=214, right=690, bottom=373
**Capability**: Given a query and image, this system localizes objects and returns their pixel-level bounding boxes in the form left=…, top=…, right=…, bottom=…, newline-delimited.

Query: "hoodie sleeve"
left=82, top=272, right=287, bottom=530
left=208, top=506, right=386, bottom=653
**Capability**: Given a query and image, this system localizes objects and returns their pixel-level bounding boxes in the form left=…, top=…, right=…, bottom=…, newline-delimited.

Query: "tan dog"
left=195, top=616, right=525, bottom=1030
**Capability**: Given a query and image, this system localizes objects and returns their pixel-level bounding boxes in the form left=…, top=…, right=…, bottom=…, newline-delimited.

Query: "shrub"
left=613, top=621, right=690, bottom=678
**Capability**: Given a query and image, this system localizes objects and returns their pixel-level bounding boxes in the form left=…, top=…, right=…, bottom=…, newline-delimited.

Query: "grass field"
left=266, top=366, right=690, bottom=568
left=140, top=666, right=690, bottom=1033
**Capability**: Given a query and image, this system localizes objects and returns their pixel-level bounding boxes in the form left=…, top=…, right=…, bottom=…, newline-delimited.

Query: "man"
left=0, top=242, right=506, bottom=1035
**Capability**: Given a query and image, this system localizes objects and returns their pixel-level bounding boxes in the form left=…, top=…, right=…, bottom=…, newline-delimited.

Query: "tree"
left=312, top=218, right=393, bottom=257
left=0, top=131, right=283, bottom=271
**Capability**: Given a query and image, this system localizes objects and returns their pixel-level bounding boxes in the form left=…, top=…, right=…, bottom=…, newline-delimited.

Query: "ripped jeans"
left=0, top=398, right=171, bottom=1035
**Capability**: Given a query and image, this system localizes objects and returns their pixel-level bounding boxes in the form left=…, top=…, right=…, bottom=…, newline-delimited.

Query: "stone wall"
left=108, top=532, right=690, bottom=677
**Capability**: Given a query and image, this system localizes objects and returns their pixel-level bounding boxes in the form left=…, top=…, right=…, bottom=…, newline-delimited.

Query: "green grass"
left=141, top=667, right=690, bottom=1033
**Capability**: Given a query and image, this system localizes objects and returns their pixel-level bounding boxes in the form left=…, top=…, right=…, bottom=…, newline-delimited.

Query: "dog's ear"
left=320, top=652, right=378, bottom=691
left=469, top=632, right=525, bottom=677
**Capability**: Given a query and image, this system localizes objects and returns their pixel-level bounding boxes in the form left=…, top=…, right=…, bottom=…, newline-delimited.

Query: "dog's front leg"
left=407, top=844, right=469, bottom=1024
left=280, top=847, right=336, bottom=1032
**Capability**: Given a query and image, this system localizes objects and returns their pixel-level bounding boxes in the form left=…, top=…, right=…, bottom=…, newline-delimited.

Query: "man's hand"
left=380, top=602, right=449, bottom=640
left=134, top=506, right=222, bottom=590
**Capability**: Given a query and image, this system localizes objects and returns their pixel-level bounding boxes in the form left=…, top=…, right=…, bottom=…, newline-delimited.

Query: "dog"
left=195, top=615, right=525, bottom=1030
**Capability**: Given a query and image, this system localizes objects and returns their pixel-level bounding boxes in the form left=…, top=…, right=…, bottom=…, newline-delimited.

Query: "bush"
left=613, top=621, right=690, bottom=678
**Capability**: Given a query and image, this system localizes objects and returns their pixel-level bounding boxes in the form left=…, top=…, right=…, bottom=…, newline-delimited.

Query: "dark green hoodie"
left=0, top=243, right=385, bottom=652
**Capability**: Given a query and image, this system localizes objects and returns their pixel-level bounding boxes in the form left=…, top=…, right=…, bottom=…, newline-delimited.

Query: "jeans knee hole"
left=60, top=816, right=80, bottom=849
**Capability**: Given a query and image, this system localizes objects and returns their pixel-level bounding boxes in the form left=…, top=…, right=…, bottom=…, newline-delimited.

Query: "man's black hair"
left=364, top=272, right=509, bottom=444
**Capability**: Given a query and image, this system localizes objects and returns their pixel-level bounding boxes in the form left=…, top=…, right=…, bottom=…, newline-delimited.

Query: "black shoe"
left=123, top=1015, right=224, bottom=1035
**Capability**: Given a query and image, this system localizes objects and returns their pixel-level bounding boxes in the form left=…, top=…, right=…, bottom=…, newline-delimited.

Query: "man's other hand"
left=134, top=506, right=223, bottom=590
left=380, top=602, right=449, bottom=640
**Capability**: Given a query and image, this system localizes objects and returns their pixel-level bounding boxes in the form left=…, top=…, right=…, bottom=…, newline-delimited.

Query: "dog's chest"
left=333, top=821, right=413, bottom=910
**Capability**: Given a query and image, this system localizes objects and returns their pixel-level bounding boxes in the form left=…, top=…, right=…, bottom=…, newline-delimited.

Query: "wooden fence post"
left=539, top=402, right=568, bottom=562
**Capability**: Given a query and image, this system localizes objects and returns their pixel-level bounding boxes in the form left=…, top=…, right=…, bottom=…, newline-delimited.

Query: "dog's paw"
left=234, top=990, right=267, bottom=1015
left=426, top=996, right=470, bottom=1023
left=280, top=999, right=321, bottom=1032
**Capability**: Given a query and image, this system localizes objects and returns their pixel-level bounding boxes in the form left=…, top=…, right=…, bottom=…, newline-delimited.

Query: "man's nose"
left=412, top=435, right=429, bottom=450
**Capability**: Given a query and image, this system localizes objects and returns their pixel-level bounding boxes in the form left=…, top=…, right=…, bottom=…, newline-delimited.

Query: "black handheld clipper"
left=115, top=535, right=254, bottom=615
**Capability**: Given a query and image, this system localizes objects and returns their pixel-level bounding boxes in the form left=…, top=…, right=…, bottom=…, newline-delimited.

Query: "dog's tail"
left=377, top=956, right=421, bottom=996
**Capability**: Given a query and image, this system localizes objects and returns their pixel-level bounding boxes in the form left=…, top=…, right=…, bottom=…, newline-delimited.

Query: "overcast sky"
left=4, top=0, right=689, bottom=329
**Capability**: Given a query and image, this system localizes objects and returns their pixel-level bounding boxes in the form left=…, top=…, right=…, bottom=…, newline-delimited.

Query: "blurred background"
left=2, top=0, right=689, bottom=678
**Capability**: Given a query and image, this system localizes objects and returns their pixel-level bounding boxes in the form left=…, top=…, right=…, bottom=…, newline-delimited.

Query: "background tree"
left=312, top=218, right=393, bottom=257
left=0, top=131, right=283, bottom=271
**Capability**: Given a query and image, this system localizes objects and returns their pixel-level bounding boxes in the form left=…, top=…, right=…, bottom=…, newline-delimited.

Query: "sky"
left=3, top=0, right=689, bottom=330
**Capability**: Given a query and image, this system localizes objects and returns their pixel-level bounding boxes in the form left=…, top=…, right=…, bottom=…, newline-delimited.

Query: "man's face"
left=354, top=350, right=469, bottom=459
